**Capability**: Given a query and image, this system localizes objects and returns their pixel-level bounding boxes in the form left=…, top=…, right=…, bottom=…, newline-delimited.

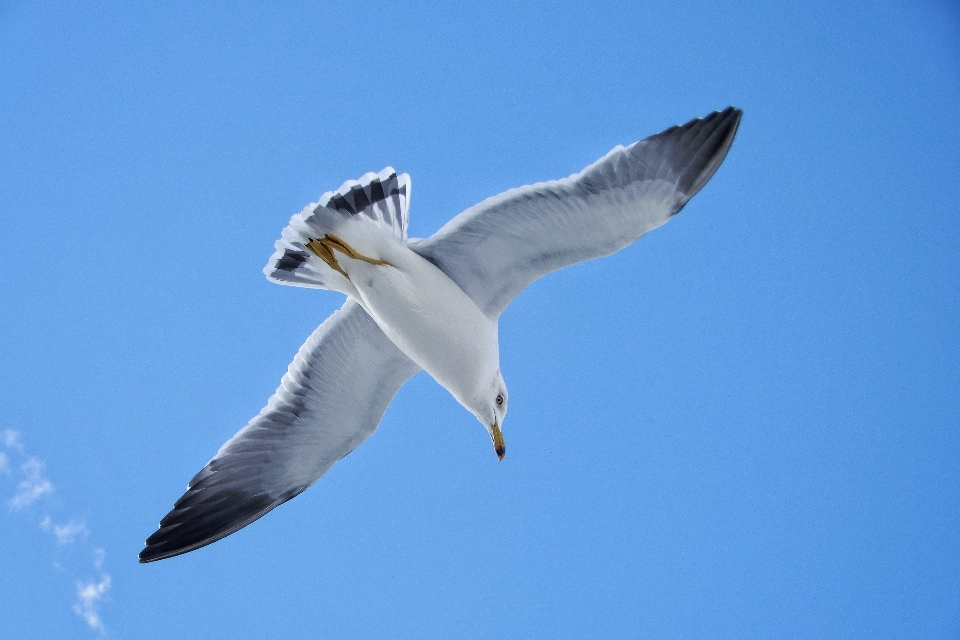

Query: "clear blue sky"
left=1, top=1, right=958, bottom=637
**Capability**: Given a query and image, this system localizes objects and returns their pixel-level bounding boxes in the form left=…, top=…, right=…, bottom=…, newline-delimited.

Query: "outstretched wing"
left=410, top=107, right=742, bottom=318
left=139, top=299, right=420, bottom=562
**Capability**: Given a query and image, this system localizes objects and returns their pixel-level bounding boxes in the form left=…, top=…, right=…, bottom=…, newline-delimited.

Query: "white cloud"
left=2, top=429, right=111, bottom=634
left=40, top=515, right=90, bottom=545
left=3, top=429, right=24, bottom=452
left=9, top=456, right=54, bottom=510
left=93, top=548, right=106, bottom=570
left=73, top=574, right=111, bottom=634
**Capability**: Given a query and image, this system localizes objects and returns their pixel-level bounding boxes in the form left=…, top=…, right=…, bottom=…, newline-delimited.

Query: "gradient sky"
left=1, top=1, right=958, bottom=638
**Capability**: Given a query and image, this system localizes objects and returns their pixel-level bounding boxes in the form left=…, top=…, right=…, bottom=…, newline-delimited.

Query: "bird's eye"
left=496, top=394, right=504, bottom=406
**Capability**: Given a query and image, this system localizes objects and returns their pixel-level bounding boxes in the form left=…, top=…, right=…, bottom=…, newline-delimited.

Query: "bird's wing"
left=139, top=299, right=420, bottom=562
left=409, top=107, right=742, bottom=318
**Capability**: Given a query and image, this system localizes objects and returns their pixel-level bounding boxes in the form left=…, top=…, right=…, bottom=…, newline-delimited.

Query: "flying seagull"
left=140, top=107, right=742, bottom=563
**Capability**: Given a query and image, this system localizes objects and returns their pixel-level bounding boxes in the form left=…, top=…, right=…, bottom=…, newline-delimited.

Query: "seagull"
left=140, top=107, right=742, bottom=563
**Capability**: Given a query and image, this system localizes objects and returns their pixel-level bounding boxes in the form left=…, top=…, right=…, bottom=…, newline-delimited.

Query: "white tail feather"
left=265, top=168, right=410, bottom=290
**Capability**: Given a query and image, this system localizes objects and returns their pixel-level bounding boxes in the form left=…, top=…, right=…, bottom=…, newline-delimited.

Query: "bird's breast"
left=341, top=242, right=499, bottom=406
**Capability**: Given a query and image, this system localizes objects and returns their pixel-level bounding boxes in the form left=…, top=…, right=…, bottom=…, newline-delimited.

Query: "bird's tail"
left=264, top=168, right=410, bottom=290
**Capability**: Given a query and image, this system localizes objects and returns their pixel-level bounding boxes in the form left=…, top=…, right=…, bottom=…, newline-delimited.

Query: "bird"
left=139, top=107, right=742, bottom=563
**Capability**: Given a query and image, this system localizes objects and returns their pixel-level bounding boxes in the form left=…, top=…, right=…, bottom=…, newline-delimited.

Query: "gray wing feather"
left=139, top=299, right=420, bottom=562
left=410, top=107, right=741, bottom=318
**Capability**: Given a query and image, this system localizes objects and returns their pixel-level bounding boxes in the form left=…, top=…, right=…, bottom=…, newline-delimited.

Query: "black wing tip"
left=138, top=486, right=306, bottom=563
left=138, top=501, right=276, bottom=564
left=670, top=106, right=742, bottom=211
left=685, top=106, right=742, bottom=180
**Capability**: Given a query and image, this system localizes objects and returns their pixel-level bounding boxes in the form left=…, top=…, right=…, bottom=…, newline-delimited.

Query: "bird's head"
left=472, top=370, right=508, bottom=460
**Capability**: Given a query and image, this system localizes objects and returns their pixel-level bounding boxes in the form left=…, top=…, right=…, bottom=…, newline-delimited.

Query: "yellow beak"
left=490, top=421, right=505, bottom=460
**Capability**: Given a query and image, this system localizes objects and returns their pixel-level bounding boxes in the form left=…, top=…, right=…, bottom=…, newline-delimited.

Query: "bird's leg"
left=321, top=234, right=392, bottom=267
left=306, top=238, right=349, bottom=277
left=305, top=234, right=392, bottom=280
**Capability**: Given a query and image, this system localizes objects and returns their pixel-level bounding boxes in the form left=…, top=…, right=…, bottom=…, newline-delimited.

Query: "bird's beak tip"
left=491, top=422, right=505, bottom=461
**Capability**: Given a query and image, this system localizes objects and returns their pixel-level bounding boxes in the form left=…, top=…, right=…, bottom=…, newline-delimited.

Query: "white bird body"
left=318, top=213, right=500, bottom=419
left=141, top=107, right=742, bottom=563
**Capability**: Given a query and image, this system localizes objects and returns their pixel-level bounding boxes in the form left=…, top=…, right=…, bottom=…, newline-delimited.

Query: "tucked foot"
left=306, top=234, right=391, bottom=278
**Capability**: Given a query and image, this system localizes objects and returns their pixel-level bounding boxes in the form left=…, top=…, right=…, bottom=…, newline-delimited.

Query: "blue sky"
left=1, top=1, right=958, bottom=637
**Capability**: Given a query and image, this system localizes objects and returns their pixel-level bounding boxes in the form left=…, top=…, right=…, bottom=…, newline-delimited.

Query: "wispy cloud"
left=4, top=429, right=24, bottom=452
left=73, top=572, right=112, bottom=634
left=10, top=456, right=54, bottom=510
left=41, top=515, right=91, bottom=545
left=2, top=429, right=111, bottom=635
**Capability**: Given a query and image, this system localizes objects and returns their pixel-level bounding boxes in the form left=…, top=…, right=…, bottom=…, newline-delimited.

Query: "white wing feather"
left=411, top=107, right=742, bottom=318
left=140, top=299, right=419, bottom=562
